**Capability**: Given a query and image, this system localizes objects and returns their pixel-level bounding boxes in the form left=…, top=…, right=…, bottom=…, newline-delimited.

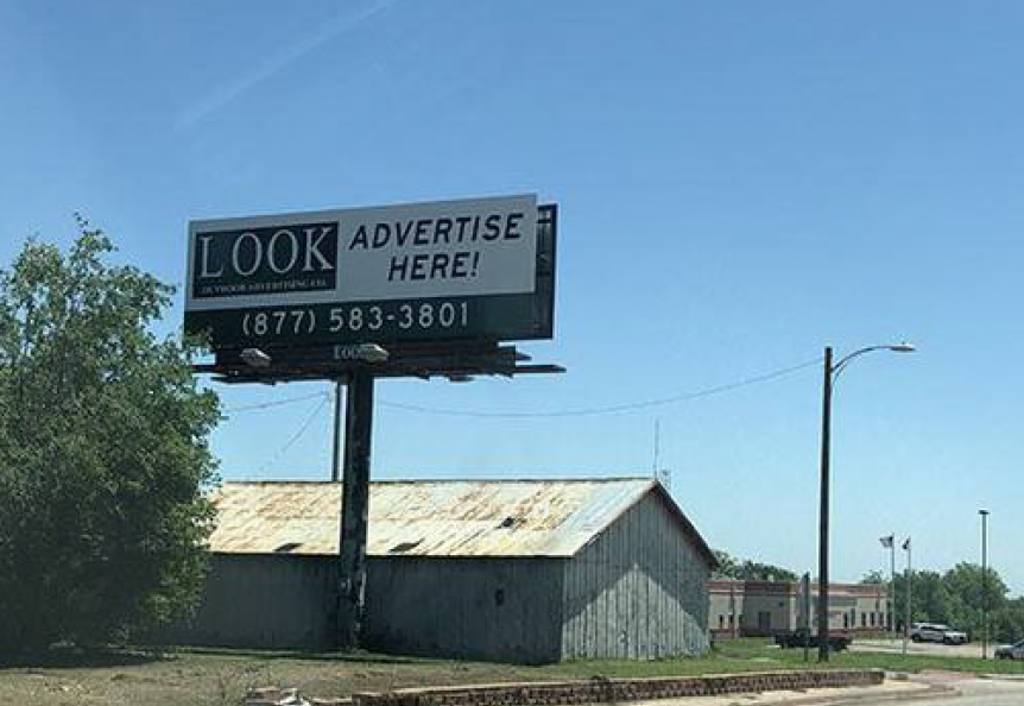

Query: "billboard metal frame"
left=192, top=204, right=560, bottom=384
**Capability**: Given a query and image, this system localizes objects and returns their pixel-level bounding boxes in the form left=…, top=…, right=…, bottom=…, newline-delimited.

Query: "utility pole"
left=817, top=347, right=833, bottom=662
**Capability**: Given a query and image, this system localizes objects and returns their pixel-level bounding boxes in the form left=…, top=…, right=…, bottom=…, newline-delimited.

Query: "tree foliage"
left=861, top=570, right=885, bottom=585
left=713, top=550, right=798, bottom=582
left=875, top=562, right=1020, bottom=642
left=0, top=219, right=219, bottom=653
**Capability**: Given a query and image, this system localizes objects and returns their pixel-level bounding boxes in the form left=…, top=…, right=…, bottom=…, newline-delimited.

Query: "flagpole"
left=880, top=534, right=896, bottom=643
left=902, top=538, right=912, bottom=656
left=890, top=537, right=896, bottom=643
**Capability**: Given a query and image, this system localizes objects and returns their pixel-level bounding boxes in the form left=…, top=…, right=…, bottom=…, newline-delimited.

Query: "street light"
left=817, top=343, right=915, bottom=662
left=980, top=509, right=990, bottom=660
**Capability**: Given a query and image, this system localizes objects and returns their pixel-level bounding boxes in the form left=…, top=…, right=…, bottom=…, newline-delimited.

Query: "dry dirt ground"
left=6, top=639, right=1023, bottom=706
left=0, top=649, right=544, bottom=706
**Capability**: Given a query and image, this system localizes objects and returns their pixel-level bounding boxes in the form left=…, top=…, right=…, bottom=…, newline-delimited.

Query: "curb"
left=350, top=670, right=886, bottom=706
left=765, top=683, right=957, bottom=706
left=290, top=683, right=951, bottom=706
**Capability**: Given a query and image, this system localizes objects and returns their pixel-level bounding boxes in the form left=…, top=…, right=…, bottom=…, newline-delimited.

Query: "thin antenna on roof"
left=658, top=468, right=672, bottom=492
left=652, top=419, right=660, bottom=477
left=652, top=419, right=672, bottom=492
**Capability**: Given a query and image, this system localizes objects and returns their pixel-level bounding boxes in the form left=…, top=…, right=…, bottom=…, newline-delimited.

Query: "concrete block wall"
left=352, top=670, right=885, bottom=706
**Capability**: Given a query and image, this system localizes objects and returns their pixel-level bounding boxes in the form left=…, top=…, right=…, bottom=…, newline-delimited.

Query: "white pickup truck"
left=909, top=622, right=969, bottom=644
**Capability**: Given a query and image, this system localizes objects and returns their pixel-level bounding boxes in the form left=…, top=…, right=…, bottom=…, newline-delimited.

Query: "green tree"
left=887, top=563, right=1020, bottom=642
left=713, top=550, right=798, bottom=582
left=891, top=569, right=950, bottom=629
left=0, top=219, right=220, bottom=653
left=713, top=550, right=737, bottom=577
left=942, top=562, right=1008, bottom=641
left=861, top=570, right=885, bottom=584
left=993, top=598, right=1024, bottom=644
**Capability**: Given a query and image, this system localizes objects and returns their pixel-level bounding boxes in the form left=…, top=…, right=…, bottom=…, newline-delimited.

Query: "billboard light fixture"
left=240, top=348, right=272, bottom=368
left=354, top=343, right=389, bottom=364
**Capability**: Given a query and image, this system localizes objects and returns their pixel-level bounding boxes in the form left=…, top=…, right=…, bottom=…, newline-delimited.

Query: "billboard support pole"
left=337, top=369, right=374, bottom=649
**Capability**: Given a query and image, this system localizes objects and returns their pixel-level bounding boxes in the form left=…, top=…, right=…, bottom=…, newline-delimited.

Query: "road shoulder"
left=616, top=679, right=948, bottom=706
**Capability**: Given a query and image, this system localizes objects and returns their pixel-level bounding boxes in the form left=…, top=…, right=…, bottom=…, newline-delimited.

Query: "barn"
left=174, top=478, right=717, bottom=664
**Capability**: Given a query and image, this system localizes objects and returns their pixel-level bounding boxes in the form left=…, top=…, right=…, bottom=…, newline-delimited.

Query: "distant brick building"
left=708, top=579, right=889, bottom=638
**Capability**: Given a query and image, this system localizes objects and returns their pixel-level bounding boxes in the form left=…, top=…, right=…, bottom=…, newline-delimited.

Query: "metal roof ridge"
left=220, top=476, right=656, bottom=485
left=366, top=476, right=655, bottom=484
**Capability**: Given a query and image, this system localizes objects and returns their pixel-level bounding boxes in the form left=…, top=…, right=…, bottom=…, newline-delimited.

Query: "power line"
left=224, top=391, right=327, bottom=414
left=378, top=357, right=822, bottom=419
left=278, top=395, right=330, bottom=454
left=257, top=394, right=331, bottom=475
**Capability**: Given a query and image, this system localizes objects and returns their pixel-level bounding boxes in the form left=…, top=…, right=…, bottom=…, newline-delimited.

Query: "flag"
left=880, top=535, right=894, bottom=548
left=902, top=537, right=911, bottom=551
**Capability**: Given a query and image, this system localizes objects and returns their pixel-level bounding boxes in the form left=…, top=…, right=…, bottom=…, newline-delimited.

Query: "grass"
left=2, top=639, right=1023, bottom=706
left=711, top=639, right=1024, bottom=677
left=548, top=639, right=1024, bottom=680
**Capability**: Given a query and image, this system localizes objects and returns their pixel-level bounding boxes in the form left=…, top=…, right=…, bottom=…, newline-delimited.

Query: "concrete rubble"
left=244, top=686, right=352, bottom=706
left=244, top=686, right=311, bottom=706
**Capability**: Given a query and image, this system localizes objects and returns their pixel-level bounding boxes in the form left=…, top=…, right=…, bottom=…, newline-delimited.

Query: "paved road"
left=621, top=673, right=1024, bottom=706
left=852, top=638, right=996, bottom=659
left=858, top=675, right=1024, bottom=705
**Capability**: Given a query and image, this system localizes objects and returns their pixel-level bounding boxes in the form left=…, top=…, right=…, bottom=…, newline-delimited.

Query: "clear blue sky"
left=2, top=1, right=1022, bottom=593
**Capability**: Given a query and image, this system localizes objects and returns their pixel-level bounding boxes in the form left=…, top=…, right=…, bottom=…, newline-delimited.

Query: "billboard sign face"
left=185, top=195, right=555, bottom=348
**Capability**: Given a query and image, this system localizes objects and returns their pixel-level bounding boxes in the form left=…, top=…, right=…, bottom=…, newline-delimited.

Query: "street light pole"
left=980, top=509, right=990, bottom=660
left=817, top=347, right=834, bottom=662
left=817, top=342, right=915, bottom=663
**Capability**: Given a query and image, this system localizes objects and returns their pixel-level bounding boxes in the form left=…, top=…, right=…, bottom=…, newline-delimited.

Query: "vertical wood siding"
left=560, top=492, right=711, bottom=659
left=164, top=554, right=339, bottom=650
left=364, top=556, right=564, bottom=664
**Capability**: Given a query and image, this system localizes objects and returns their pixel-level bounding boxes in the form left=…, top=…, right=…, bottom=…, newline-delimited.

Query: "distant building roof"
left=208, top=478, right=716, bottom=563
left=708, top=579, right=889, bottom=598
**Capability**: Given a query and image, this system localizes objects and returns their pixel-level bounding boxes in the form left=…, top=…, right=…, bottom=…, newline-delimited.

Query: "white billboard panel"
left=186, top=194, right=537, bottom=312
left=183, top=195, right=554, bottom=348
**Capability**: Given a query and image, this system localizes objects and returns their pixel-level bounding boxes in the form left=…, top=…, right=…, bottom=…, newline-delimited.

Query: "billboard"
left=184, top=195, right=555, bottom=349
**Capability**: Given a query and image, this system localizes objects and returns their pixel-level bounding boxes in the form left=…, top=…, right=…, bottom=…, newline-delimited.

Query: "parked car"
left=995, top=640, right=1024, bottom=660
left=909, top=622, right=969, bottom=644
left=775, top=627, right=851, bottom=652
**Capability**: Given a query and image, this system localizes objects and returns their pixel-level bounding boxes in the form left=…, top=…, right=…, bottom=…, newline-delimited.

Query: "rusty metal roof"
left=208, top=478, right=714, bottom=561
